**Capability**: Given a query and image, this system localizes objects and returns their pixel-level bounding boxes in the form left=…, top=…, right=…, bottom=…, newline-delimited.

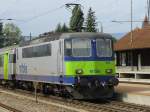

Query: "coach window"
left=9, top=54, right=16, bottom=63
left=0, top=56, right=3, bottom=67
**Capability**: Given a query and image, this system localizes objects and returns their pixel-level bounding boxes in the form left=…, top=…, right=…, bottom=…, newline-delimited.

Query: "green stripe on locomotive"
left=0, top=52, right=9, bottom=80
left=65, top=61, right=116, bottom=76
left=4, top=52, right=9, bottom=80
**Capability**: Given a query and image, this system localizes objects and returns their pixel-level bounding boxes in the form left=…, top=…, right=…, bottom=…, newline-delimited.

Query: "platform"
left=115, top=83, right=150, bottom=106
left=119, top=78, right=150, bottom=84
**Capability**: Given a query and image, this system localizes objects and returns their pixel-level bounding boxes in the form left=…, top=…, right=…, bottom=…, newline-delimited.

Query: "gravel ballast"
left=0, top=90, right=79, bottom=112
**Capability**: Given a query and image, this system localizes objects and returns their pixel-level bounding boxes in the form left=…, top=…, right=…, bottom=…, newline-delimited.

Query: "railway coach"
left=0, top=32, right=118, bottom=99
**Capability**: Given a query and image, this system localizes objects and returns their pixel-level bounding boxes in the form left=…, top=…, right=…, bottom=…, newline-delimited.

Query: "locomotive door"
left=4, top=53, right=9, bottom=80
left=57, top=40, right=64, bottom=82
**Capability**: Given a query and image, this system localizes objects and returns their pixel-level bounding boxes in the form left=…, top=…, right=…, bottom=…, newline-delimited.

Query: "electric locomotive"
left=0, top=32, right=118, bottom=99
left=62, top=33, right=118, bottom=99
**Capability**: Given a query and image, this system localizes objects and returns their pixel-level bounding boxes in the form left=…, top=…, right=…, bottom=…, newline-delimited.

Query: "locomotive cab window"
left=65, top=38, right=91, bottom=57
left=96, top=39, right=112, bottom=57
left=72, top=39, right=91, bottom=57
left=65, top=39, right=72, bottom=56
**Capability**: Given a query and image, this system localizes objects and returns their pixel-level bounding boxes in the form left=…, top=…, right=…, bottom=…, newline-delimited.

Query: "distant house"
left=114, top=16, right=150, bottom=82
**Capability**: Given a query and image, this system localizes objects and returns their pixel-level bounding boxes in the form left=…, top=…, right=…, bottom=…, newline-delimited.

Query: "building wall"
left=116, top=49, right=150, bottom=67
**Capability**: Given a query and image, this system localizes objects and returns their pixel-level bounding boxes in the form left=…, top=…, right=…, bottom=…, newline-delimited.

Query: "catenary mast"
left=147, top=0, right=150, bottom=22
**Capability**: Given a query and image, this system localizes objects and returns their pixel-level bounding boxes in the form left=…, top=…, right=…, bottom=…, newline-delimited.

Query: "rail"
left=0, top=86, right=150, bottom=112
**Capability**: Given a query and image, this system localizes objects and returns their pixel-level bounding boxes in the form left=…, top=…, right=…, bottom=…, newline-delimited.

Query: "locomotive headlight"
left=76, top=69, right=83, bottom=75
left=105, top=69, right=113, bottom=74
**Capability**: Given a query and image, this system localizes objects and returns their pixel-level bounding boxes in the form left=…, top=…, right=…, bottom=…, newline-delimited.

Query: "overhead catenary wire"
left=24, top=5, right=65, bottom=23
left=23, top=0, right=83, bottom=23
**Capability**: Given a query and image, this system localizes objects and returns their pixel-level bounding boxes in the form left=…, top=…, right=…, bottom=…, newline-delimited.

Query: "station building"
left=114, top=16, right=150, bottom=83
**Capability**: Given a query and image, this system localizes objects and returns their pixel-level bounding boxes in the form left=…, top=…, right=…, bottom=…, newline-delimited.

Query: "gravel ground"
left=0, top=92, right=77, bottom=112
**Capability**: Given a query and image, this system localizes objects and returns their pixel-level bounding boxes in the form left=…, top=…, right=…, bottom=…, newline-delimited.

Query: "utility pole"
left=112, top=0, right=134, bottom=71
left=97, top=21, right=103, bottom=33
left=130, top=0, right=134, bottom=71
left=30, top=32, right=32, bottom=41
left=147, top=0, right=150, bottom=21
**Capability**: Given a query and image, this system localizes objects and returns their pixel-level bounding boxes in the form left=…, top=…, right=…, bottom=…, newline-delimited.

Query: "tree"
left=69, top=5, right=84, bottom=32
left=55, top=23, right=62, bottom=32
left=3, top=23, right=22, bottom=47
left=55, top=23, right=69, bottom=33
left=61, top=23, right=69, bottom=32
left=0, top=23, right=4, bottom=48
left=0, top=23, right=3, bottom=35
left=85, top=7, right=97, bottom=32
left=112, top=37, right=117, bottom=43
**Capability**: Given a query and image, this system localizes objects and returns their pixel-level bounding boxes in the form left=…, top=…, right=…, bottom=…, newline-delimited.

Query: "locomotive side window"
left=22, top=47, right=33, bottom=58
left=96, top=39, right=112, bottom=57
left=22, top=44, right=51, bottom=58
left=72, top=39, right=91, bottom=57
left=65, top=40, right=72, bottom=56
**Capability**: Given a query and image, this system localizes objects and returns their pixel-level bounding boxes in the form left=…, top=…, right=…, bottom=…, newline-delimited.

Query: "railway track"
left=0, top=102, right=22, bottom=112
left=64, top=99, right=150, bottom=112
left=0, top=87, right=150, bottom=112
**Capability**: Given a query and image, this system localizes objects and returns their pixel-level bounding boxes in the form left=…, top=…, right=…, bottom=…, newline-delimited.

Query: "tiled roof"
left=114, top=27, right=150, bottom=51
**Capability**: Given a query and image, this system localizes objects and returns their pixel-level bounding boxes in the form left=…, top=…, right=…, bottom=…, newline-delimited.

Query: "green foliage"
left=0, top=36, right=4, bottom=48
left=0, top=23, right=4, bottom=48
left=85, top=7, right=97, bottom=32
left=0, top=23, right=3, bottom=35
left=3, top=23, right=22, bottom=47
left=112, top=37, right=117, bottom=43
left=55, top=23, right=62, bottom=32
left=55, top=23, right=69, bottom=33
left=69, top=5, right=84, bottom=32
left=61, top=23, right=69, bottom=32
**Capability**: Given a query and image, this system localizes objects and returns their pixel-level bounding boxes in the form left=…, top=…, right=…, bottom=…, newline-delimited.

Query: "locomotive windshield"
left=64, top=38, right=91, bottom=57
left=72, top=39, right=91, bottom=57
left=96, top=39, right=112, bottom=57
left=65, top=38, right=112, bottom=58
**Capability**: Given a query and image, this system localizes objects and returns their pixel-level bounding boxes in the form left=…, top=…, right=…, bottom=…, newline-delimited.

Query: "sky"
left=0, top=0, right=148, bottom=36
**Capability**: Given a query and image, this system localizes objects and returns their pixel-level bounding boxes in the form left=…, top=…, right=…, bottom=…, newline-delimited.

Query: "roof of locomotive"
left=19, top=32, right=113, bottom=47
left=60, top=32, right=113, bottom=39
